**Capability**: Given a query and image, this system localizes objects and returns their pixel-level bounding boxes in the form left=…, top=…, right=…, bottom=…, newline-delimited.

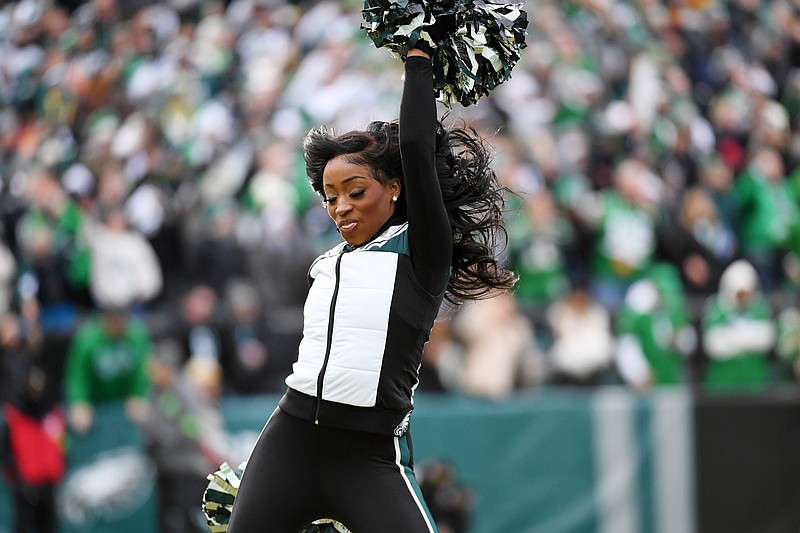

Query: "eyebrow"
left=323, top=175, right=367, bottom=189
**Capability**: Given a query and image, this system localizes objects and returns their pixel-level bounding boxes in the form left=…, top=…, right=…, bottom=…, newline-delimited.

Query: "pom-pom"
left=362, top=0, right=528, bottom=106
left=303, top=519, right=353, bottom=533
left=202, top=462, right=353, bottom=533
left=203, top=462, right=245, bottom=533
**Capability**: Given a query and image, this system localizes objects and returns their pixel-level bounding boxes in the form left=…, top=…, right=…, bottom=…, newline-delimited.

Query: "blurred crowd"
left=0, top=0, right=800, bottom=530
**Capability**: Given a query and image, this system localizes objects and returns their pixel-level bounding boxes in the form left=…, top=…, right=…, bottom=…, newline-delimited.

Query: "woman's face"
left=322, top=155, right=400, bottom=246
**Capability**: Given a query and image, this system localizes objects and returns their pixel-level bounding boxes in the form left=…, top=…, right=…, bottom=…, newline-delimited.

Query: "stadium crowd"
left=2, top=0, right=800, bottom=400
left=0, top=0, right=800, bottom=529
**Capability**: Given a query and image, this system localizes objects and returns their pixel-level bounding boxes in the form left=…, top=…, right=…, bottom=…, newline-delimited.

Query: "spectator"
left=732, top=146, right=798, bottom=291
left=0, top=311, right=65, bottom=533
left=544, top=283, right=615, bottom=387
left=781, top=159, right=800, bottom=286
left=139, top=339, right=231, bottom=533
left=180, top=199, right=248, bottom=296
left=418, top=318, right=464, bottom=394
left=699, top=155, right=738, bottom=233
left=416, top=459, right=474, bottom=533
left=220, top=278, right=285, bottom=394
left=701, top=259, right=776, bottom=391
left=507, top=188, right=573, bottom=308
left=166, top=284, right=230, bottom=387
left=775, top=306, right=800, bottom=384
left=614, top=265, right=697, bottom=391
left=658, top=185, right=737, bottom=296
left=84, top=203, right=164, bottom=311
left=576, top=158, right=663, bottom=312
left=447, top=293, right=546, bottom=399
left=14, top=167, right=91, bottom=333
left=64, top=306, right=151, bottom=434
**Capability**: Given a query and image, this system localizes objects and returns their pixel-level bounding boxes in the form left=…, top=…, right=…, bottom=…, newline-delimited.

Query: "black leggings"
left=227, top=408, right=438, bottom=533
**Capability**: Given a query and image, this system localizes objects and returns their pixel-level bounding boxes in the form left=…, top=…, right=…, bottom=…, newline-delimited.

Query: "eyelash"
left=324, top=190, right=365, bottom=205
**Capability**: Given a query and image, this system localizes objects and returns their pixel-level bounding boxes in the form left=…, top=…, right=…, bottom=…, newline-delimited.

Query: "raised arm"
left=400, top=52, right=453, bottom=296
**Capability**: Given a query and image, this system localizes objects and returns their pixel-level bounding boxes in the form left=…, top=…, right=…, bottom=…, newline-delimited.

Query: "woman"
left=227, top=47, right=515, bottom=532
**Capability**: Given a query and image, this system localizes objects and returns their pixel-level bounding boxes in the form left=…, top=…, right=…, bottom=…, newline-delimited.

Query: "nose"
left=335, top=198, right=352, bottom=216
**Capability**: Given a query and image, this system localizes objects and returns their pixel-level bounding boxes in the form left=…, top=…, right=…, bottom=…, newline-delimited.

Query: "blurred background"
left=0, top=0, right=799, bottom=532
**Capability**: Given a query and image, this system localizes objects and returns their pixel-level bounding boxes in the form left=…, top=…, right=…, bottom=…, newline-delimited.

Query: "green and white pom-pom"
left=203, top=461, right=244, bottom=533
left=303, top=519, right=352, bottom=533
left=362, top=0, right=528, bottom=106
left=202, top=462, right=352, bottom=533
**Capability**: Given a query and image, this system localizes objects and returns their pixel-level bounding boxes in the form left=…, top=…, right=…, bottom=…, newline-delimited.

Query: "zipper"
left=314, top=249, right=349, bottom=424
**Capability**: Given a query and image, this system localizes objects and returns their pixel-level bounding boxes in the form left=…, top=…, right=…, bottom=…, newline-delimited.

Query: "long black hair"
left=304, top=120, right=517, bottom=304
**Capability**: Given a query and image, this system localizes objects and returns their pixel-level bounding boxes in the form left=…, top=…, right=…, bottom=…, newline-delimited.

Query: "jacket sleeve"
left=399, top=56, right=453, bottom=296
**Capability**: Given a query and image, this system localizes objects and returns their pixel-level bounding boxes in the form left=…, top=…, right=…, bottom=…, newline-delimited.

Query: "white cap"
left=719, top=259, right=758, bottom=309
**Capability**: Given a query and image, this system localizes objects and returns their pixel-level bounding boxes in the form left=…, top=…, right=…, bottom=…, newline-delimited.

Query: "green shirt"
left=733, top=167, right=797, bottom=254
left=617, top=306, right=684, bottom=385
left=507, top=202, right=571, bottom=305
left=65, top=316, right=152, bottom=405
left=701, top=295, right=774, bottom=391
left=592, top=192, right=656, bottom=280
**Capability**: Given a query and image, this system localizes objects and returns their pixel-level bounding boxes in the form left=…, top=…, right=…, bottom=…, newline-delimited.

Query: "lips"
left=339, top=219, right=357, bottom=232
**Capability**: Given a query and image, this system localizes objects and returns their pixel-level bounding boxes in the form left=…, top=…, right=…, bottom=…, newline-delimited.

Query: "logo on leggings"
left=394, top=411, right=412, bottom=436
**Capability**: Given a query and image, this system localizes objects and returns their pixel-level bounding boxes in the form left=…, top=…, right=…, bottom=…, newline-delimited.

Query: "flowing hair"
left=304, top=120, right=517, bottom=304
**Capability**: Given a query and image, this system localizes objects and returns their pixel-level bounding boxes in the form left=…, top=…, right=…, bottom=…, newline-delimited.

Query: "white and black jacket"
left=279, top=57, right=452, bottom=436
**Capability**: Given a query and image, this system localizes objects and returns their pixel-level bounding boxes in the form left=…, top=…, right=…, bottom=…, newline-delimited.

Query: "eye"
left=349, top=189, right=365, bottom=198
left=323, top=195, right=337, bottom=205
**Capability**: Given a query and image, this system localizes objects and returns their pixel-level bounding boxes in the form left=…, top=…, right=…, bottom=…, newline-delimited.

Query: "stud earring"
left=392, top=196, right=398, bottom=202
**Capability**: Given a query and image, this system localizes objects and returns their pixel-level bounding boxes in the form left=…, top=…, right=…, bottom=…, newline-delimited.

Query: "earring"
left=392, top=196, right=398, bottom=202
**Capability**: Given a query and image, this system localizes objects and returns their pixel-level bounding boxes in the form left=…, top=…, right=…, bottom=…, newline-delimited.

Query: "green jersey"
left=65, top=316, right=152, bottom=405
left=701, top=295, right=774, bottom=391
left=733, top=167, right=798, bottom=254
left=617, top=305, right=684, bottom=385
left=592, top=192, right=656, bottom=280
